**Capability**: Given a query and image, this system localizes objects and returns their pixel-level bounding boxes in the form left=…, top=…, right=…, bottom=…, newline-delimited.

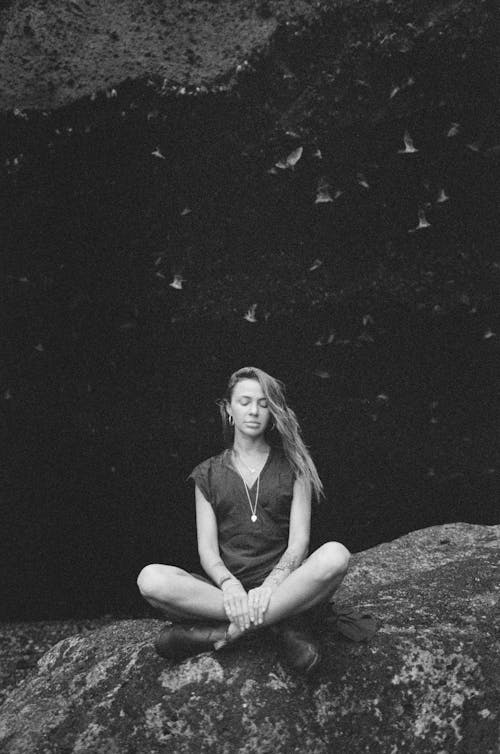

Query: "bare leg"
left=137, top=565, right=228, bottom=623
left=137, top=541, right=349, bottom=641
left=258, top=541, right=350, bottom=628
left=217, top=542, right=349, bottom=644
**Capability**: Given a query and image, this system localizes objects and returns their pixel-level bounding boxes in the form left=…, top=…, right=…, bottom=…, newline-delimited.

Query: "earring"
left=228, top=415, right=234, bottom=426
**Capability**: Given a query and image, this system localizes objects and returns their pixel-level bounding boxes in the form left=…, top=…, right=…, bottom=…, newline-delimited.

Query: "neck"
left=232, top=434, right=270, bottom=455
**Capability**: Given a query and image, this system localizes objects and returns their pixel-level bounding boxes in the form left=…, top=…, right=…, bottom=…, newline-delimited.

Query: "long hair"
left=217, top=367, right=324, bottom=502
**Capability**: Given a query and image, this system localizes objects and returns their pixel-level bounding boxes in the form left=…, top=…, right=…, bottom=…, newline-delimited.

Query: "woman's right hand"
left=221, top=579, right=250, bottom=631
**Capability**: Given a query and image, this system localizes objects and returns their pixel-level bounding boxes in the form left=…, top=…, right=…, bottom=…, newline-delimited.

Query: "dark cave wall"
left=0, top=0, right=498, bottom=619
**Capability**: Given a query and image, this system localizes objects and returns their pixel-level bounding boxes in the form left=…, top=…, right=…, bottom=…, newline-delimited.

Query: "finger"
left=233, top=601, right=247, bottom=631
left=259, top=591, right=271, bottom=624
left=240, top=599, right=251, bottom=630
left=258, top=599, right=265, bottom=624
left=251, top=598, right=259, bottom=625
left=229, top=598, right=241, bottom=622
left=248, top=593, right=256, bottom=623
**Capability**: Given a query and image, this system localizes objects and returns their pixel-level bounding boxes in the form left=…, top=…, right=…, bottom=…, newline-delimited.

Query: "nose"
left=248, top=403, right=259, bottom=415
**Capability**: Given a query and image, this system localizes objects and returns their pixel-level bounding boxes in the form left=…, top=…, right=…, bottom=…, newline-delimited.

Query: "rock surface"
left=0, top=0, right=320, bottom=110
left=0, top=522, right=498, bottom=753
left=0, top=0, right=492, bottom=110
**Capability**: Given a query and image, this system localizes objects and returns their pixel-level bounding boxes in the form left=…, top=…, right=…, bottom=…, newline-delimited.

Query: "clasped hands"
left=221, top=579, right=275, bottom=632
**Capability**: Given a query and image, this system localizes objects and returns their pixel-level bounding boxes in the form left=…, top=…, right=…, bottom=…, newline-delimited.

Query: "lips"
left=245, top=422, right=260, bottom=427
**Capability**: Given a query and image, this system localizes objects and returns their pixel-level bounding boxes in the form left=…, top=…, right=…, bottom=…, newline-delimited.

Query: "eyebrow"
left=238, top=395, right=267, bottom=400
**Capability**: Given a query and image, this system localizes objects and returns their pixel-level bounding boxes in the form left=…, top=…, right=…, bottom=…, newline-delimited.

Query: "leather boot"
left=271, top=613, right=321, bottom=674
left=154, top=622, right=229, bottom=661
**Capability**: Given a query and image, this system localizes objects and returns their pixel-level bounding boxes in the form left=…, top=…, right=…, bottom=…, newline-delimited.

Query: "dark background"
left=1, top=12, right=499, bottom=621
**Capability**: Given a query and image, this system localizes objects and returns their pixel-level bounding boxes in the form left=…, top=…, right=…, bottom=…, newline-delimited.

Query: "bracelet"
left=218, top=574, right=234, bottom=588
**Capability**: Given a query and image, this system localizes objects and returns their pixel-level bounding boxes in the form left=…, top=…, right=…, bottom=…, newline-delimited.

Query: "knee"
left=137, top=563, right=180, bottom=601
left=314, top=542, right=350, bottom=582
left=137, top=564, right=161, bottom=599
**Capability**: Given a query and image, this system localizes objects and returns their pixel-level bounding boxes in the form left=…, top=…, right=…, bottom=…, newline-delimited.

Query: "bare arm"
left=195, top=485, right=236, bottom=587
left=246, top=477, right=311, bottom=626
left=195, top=485, right=251, bottom=630
left=262, top=476, right=312, bottom=589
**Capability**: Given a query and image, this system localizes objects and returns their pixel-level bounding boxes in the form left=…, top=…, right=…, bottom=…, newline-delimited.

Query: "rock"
left=0, top=523, right=498, bottom=753
left=0, top=0, right=493, bottom=110
left=0, top=0, right=321, bottom=110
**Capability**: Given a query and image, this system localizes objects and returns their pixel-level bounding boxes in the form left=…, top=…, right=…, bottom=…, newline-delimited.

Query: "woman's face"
left=227, top=378, right=271, bottom=438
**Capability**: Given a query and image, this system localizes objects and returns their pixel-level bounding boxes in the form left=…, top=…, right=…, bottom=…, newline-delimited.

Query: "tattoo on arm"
left=274, top=553, right=298, bottom=573
left=266, top=553, right=299, bottom=586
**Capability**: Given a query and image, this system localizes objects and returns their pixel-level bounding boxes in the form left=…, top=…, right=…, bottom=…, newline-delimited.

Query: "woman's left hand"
left=247, top=585, right=273, bottom=626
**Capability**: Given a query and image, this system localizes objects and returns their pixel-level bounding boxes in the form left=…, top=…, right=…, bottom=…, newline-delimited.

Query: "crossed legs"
left=137, top=541, right=350, bottom=639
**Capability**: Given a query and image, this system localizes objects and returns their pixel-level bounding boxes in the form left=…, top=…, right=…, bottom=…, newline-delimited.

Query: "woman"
left=137, top=366, right=350, bottom=673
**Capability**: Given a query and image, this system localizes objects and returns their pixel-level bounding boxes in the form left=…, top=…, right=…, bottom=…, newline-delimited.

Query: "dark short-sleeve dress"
left=188, top=446, right=296, bottom=589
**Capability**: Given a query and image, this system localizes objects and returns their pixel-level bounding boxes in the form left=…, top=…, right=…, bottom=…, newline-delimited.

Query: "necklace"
left=238, top=456, right=257, bottom=473
left=232, top=448, right=269, bottom=474
left=233, top=459, right=260, bottom=522
left=241, top=472, right=260, bottom=522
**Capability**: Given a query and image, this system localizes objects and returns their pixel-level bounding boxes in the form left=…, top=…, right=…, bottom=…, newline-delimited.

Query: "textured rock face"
left=0, top=523, right=498, bottom=753
left=0, top=0, right=320, bottom=110
left=0, top=0, right=492, bottom=110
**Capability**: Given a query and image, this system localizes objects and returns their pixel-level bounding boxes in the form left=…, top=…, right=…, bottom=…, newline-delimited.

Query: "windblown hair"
left=217, top=367, right=324, bottom=502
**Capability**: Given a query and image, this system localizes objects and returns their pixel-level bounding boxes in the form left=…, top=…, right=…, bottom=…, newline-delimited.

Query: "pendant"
left=251, top=514, right=257, bottom=522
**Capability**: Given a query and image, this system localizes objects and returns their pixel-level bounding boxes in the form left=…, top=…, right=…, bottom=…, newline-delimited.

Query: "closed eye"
left=239, top=397, right=268, bottom=407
